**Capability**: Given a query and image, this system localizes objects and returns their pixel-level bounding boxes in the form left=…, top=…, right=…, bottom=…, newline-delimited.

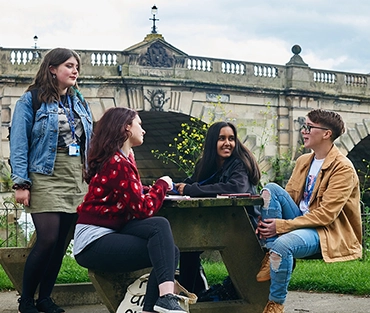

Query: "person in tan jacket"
left=256, top=109, right=362, bottom=313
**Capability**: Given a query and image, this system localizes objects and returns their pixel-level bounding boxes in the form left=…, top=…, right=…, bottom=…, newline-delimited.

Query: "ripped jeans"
left=261, top=183, right=321, bottom=304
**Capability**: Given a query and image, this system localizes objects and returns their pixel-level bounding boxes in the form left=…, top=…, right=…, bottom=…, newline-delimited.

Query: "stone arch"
left=134, top=110, right=201, bottom=185
left=338, top=119, right=370, bottom=155
left=134, top=98, right=235, bottom=184
left=344, top=119, right=370, bottom=205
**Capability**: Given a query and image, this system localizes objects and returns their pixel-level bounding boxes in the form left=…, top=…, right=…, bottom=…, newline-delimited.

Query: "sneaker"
left=17, top=297, right=39, bottom=313
left=256, top=252, right=271, bottom=282
left=154, top=294, right=187, bottom=313
left=262, top=300, right=284, bottom=313
left=36, top=297, right=65, bottom=313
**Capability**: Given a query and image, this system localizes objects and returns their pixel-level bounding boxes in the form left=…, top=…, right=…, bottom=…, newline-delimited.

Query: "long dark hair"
left=27, top=47, right=81, bottom=104
left=85, top=107, right=137, bottom=183
left=194, top=121, right=261, bottom=186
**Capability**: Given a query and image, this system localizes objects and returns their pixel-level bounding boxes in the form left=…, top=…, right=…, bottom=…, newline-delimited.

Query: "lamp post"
left=32, top=35, right=40, bottom=62
left=150, top=5, right=159, bottom=34
left=33, top=35, right=38, bottom=49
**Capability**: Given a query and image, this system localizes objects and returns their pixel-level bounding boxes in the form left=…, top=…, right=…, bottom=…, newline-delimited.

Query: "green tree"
left=152, top=117, right=209, bottom=177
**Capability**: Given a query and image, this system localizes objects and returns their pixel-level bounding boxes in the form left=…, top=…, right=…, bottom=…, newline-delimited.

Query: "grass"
left=1, top=255, right=370, bottom=296
left=203, top=258, right=370, bottom=296
left=54, top=256, right=90, bottom=284
left=0, top=255, right=90, bottom=291
left=289, top=259, right=370, bottom=295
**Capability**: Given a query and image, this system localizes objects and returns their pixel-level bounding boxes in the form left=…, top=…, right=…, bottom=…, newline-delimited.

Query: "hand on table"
left=175, top=183, right=186, bottom=195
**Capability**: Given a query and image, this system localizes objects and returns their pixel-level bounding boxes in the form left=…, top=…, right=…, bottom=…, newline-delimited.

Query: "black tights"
left=21, top=212, right=76, bottom=300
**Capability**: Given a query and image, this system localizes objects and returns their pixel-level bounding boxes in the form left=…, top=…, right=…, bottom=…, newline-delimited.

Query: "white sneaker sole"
left=153, top=305, right=185, bottom=313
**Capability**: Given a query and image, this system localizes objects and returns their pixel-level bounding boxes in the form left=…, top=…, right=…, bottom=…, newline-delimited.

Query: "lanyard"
left=199, top=170, right=220, bottom=185
left=59, top=96, right=76, bottom=141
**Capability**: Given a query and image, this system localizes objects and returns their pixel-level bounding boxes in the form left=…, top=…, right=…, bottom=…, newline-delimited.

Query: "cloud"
left=1, top=0, right=369, bottom=73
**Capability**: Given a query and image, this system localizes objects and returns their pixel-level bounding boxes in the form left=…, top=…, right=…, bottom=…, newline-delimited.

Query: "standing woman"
left=73, top=107, right=185, bottom=313
left=175, top=121, right=261, bottom=295
left=10, top=48, right=93, bottom=313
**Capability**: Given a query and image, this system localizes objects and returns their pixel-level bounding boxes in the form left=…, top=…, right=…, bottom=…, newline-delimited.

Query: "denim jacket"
left=10, top=91, right=93, bottom=185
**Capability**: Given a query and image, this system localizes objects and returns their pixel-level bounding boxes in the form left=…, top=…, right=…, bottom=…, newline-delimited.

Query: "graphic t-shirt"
left=299, top=157, right=324, bottom=215
left=57, top=95, right=84, bottom=148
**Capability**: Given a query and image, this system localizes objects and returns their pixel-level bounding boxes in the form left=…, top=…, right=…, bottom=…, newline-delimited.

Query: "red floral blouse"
left=76, top=151, right=168, bottom=230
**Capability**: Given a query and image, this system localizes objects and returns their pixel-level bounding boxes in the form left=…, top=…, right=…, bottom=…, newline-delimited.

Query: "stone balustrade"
left=1, top=47, right=369, bottom=99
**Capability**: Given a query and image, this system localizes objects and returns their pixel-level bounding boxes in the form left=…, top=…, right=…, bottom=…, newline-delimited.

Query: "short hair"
left=307, top=109, right=345, bottom=141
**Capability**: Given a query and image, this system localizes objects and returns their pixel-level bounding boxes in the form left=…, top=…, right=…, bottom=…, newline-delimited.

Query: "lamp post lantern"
left=33, top=35, right=38, bottom=49
left=32, top=35, right=40, bottom=62
left=150, top=5, right=159, bottom=34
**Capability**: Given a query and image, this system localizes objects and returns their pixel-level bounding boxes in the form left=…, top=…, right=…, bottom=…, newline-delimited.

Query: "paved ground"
left=1, top=290, right=369, bottom=313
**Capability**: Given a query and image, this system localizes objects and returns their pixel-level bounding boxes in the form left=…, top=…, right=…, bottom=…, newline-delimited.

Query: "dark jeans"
left=75, top=216, right=179, bottom=311
left=179, top=251, right=207, bottom=295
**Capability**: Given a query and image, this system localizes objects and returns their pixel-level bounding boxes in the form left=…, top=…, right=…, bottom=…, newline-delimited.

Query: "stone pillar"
left=285, top=45, right=311, bottom=90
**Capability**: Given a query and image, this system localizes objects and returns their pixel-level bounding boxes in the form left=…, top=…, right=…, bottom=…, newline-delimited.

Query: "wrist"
left=12, top=183, right=31, bottom=190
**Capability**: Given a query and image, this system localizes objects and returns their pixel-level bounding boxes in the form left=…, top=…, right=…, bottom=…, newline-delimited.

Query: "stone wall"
left=1, top=38, right=370, bottom=189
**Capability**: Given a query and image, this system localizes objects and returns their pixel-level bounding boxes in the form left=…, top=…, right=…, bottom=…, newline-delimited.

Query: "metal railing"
left=0, top=201, right=34, bottom=248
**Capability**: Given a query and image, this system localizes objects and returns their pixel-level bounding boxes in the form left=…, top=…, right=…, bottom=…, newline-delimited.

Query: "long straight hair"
left=27, top=47, right=81, bottom=104
left=85, top=107, right=137, bottom=183
left=194, top=121, right=261, bottom=186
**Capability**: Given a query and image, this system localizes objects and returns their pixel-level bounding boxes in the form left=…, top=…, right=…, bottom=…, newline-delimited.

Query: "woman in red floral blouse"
left=73, top=107, right=186, bottom=313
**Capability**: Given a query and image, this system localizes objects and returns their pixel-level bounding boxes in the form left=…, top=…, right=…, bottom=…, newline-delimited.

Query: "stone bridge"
left=1, top=33, right=370, bottom=200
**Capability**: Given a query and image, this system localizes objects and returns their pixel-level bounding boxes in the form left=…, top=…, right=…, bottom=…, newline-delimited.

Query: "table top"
left=163, top=195, right=263, bottom=208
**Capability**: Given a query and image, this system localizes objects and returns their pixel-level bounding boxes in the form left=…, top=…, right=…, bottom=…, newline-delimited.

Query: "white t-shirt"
left=299, top=157, right=324, bottom=215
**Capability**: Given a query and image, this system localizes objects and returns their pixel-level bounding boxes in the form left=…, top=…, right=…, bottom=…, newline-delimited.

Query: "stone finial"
left=144, top=33, right=164, bottom=42
left=286, top=44, right=308, bottom=67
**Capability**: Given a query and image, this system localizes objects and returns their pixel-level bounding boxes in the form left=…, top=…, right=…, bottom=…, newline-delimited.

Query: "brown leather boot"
left=256, top=252, right=270, bottom=282
left=262, top=300, right=284, bottom=313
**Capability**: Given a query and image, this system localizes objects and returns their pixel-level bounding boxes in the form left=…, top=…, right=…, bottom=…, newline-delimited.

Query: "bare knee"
left=261, top=189, right=271, bottom=208
left=270, top=252, right=282, bottom=271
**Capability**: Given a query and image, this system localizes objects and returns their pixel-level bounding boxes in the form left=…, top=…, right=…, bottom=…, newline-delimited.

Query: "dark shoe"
left=197, top=276, right=238, bottom=302
left=36, top=297, right=65, bottom=313
left=154, top=294, right=186, bottom=313
left=17, top=297, right=38, bottom=313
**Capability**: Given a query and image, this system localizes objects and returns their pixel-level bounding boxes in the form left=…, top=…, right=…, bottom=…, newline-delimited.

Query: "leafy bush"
left=152, top=117, right=209, bottom=177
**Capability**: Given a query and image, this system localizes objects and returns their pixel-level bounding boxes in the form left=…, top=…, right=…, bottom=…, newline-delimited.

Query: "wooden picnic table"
left=89, top=195, right=269, bottom=313
left=0, top=195, right=269, bottom=313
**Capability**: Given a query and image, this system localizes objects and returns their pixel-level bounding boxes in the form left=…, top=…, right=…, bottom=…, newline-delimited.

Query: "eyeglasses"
left=300, top=124, right=329, bottom=133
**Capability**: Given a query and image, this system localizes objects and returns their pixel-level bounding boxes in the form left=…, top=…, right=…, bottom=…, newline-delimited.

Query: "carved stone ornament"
left=144, top=89, right=170, bottom=111
left=139, top=42, right=174, bottom=68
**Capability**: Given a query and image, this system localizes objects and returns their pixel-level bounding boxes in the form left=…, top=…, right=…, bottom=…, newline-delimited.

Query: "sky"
left=1, top=0, right=370, bottom=74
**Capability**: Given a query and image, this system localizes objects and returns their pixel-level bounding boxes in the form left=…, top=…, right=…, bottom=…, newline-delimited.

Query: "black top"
left=182, top=156, right=256, bottom=197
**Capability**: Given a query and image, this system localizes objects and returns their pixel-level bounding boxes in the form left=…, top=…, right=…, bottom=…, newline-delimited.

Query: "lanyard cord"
left=198, top=170, right=220, bottom=185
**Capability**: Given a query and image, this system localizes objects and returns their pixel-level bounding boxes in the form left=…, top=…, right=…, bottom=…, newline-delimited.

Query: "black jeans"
left=179, top=251, right=208, bottom=295
left=75, top=216, right=179, bottom=311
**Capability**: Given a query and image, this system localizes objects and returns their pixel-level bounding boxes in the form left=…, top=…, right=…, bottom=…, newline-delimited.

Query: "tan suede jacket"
left=276, top=145, right=362, bottom=263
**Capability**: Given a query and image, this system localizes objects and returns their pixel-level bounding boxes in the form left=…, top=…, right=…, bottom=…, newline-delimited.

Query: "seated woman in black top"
left=174, top=121, right=261, bottom=295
